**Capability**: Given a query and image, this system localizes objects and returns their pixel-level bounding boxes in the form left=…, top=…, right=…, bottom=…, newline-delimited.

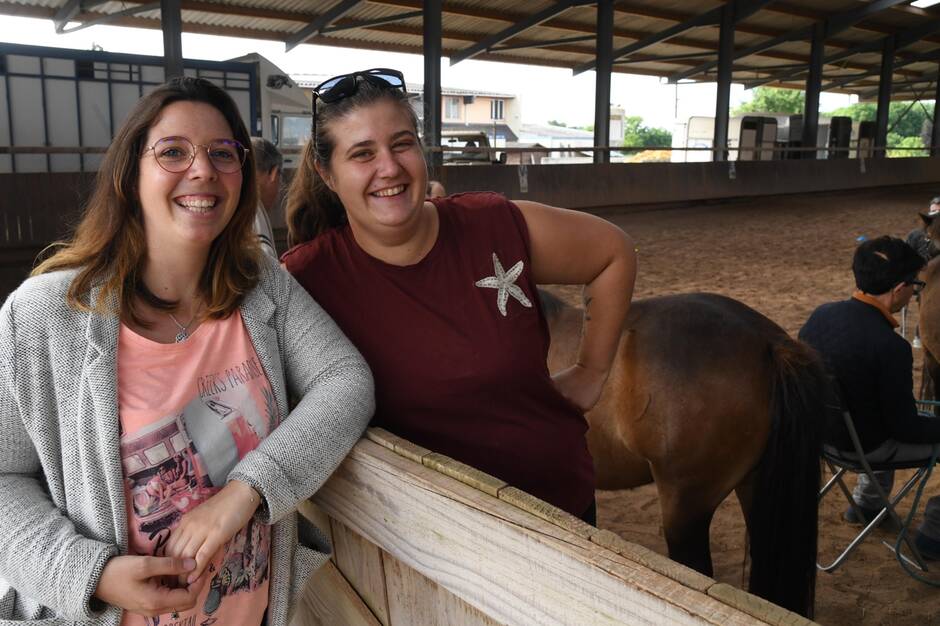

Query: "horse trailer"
left=0, top=42, right=312, bottom=174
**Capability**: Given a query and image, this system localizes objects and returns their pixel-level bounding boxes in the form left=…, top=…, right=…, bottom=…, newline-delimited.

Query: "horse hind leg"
left=655, top=479, right=723, bottom=577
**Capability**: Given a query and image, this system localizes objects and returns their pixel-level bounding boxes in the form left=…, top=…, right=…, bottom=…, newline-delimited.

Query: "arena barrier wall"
left=3, top=156, right=938, bottom=299
left=435, top=155, right=940, bottom=211
left=290, top=427, right=816, bottom=626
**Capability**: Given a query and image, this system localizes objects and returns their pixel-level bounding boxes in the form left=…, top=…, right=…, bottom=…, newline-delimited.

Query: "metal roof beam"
left=321, top=10, right=422, bottom=34
left=669, top=24, right=809, bottom=83
left=57, top=1, right=159, bottom=34
left=52, top=0, right=82, bottom=33
left=821, top=47, right=940, bottom=91
left=858, top=76, right=938, bottom=99
left=449, top=0, right=591, bottom=66
left=824, top=0, right=910, bottom=37
left=576, top=0, right=779, bottom=76
left=594, top=0, right=613, bottom=163
left=493, top=35, right=594, bottom=53
left=286, top=0, right=362, bottom=52
left=424, top=0, right=441, bottom=168
left=874, top=36, right=894, bottom=157
left=572, top=6, right=722, bottom=75
left=615, top=51, right=717, bottom=65
left=52, top=0, right=109, bottom=33
left=801, top=21, right=824, bottom=160
left=714, top=3, right=736, bottom=162
left=749, top=15, right=940, bottom=89
left=161, top=0, right=182, bottom=79
left=933, top=73, right=940, bottom=155
left=670, top=0, right=908, bottom=84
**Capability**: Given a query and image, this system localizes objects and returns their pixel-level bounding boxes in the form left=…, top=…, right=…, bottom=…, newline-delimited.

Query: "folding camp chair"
left=818, top=407, right=935, bottom=574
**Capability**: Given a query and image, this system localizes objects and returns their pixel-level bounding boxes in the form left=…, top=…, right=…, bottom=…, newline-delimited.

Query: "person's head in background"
left=251, top=137, right=283, bottom=212
left=929, top=196, right=940, bottom=216
left=427, top=180, right=446, bottom=198
left=853, top=235, right=925, bottom=313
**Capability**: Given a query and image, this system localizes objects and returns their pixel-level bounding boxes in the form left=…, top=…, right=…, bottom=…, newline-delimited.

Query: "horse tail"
left=537, top=287, right=566, bottom=320
left=747, top=337, right=826, bottom=618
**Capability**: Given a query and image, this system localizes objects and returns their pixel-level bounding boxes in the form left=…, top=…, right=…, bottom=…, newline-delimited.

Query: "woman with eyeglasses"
left=0, top=77, right=373, bottom=625
left=282, top=69, right=636, bottom=524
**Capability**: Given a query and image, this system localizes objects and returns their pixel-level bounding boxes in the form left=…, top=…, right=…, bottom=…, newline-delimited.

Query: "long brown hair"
left=33, top=77, right=259, bottom=325
left=284, top=80, right=421, bottom=247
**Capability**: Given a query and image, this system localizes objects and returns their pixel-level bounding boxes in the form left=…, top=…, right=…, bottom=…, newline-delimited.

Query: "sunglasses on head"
left=311, top=69, right=406, bottom=150
left=313, top=68, right=405, bottom=103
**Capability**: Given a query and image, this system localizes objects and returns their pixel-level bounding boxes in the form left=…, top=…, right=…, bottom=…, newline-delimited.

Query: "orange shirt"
left=117, top=311, right=278, bottom=626
left=852, top=290, right=899, bottom=328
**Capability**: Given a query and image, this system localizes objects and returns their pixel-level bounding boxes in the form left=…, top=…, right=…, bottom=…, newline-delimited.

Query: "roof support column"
left=801, top=21, right=824, bottom=160
left=423, top=0, right=442, bottom=169
left=713, top=2, right=734, bottom=162
left=875, top=35, right=895, bottom=158
left=593, top=0, right=613, bottom=164
left=160, top=0, right=183, bottom=80
left=932, top=63, right=940, bottom=156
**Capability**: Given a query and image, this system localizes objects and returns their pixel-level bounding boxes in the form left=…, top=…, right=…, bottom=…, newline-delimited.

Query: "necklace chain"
left=168, top=310, right=199, bottom=343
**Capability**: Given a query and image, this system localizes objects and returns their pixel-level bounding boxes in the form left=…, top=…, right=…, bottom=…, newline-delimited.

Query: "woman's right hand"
left=94, top=555, right=204, bottom=617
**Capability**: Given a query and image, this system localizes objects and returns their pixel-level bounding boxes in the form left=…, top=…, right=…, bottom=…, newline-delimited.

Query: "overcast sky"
left=1, top=15, right=856, bottom=131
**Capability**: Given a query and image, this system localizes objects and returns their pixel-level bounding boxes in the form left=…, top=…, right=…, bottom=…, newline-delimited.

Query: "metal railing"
left=0, top=143, right=933, bottom=161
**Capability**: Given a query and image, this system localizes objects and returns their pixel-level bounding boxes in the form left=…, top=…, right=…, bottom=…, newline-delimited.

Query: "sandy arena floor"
left=548, top=184, right=940, bottom=625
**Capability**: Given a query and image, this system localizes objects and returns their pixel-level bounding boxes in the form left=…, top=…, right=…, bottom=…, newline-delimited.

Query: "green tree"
left=825, top=102, right=875, bottom=122
left=547, top=119, right=568, bottom=127
left=887, top=134, right=928, bottom=158
left=734, top=87, right=805, bottom=115
left=622, top=116, right=672, bottom=152
left=825, top=101, right=934, bottom=151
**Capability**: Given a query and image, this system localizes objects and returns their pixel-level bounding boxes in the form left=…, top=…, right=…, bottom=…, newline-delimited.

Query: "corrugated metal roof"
left=2, top=0, right=940, bottom=100
left=293, top=73, right=516, bottom=98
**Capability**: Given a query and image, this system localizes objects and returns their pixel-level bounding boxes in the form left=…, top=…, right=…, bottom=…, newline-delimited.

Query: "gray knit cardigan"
left=0, top=258, right=375, bottom=625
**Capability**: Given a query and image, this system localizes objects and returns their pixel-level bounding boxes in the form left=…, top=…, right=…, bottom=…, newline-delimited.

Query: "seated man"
left=799, top=235, right=940, bottom=557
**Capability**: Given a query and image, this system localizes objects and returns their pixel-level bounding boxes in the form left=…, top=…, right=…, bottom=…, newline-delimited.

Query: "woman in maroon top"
left=282, top=69, right=636, bottom=522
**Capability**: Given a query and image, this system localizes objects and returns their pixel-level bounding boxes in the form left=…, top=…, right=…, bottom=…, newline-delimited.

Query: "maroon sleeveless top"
left=282, top=192, right=594, bottom=516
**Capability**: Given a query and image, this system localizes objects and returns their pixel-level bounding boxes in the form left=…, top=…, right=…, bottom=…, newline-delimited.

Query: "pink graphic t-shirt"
left=117, top=311, right=278, bottom=626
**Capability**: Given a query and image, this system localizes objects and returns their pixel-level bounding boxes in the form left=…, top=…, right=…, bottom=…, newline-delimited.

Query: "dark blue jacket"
left=799, top=297, right=940, bottom=452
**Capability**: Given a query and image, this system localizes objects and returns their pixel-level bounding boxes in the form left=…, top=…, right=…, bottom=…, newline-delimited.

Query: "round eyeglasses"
left=907, top=279, right=926, bottom=295
left=143, top=136, right=247, bottom=174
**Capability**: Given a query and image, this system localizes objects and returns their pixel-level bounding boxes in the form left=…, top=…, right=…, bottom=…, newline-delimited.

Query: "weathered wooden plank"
left=313, top=439, right=771, bottom=626
left=707, top=584, right=815, bottom=626
left=330, top=517, right=391, bottom=626
left=366, top=427, right=432, bottom=464
left=590, top=529, right=714, bottom=592
left=498, top=486, right=594, bottom=540
left=297, top=500, right=333, bottom=545
left=422, top=452, right=507, bottom=497
left=383, top=550, right=504, bottom=626
left=290, top=560, right=383, bottom=626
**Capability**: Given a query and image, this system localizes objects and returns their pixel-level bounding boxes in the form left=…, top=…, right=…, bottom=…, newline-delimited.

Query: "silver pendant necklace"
left=168, top=310, right=198, bottom=343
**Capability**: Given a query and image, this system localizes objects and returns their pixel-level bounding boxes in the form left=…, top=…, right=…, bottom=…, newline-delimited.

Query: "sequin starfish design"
left=474, top=252, right=533, bottom=316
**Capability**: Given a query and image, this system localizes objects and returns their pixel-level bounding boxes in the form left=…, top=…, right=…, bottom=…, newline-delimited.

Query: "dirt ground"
left=549, top=185, right=940, bottom=626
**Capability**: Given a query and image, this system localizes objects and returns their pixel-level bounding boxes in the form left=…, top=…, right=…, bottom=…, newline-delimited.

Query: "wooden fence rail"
left=292, top=428, right=815, bottom=626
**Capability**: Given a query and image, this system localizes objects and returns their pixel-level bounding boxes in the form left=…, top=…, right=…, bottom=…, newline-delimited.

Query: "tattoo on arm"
left=584, top=295, right=593, bottom=321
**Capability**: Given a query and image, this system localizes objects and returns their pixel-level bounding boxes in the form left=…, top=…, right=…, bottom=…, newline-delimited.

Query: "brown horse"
left=916, top=214, right=940, bottom=401
left=541, top=290, right=826, bottom=617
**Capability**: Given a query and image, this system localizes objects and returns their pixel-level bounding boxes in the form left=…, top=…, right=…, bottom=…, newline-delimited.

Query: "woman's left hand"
left=164, top=480, right=261, bottom=585
left=551, top=363, right=608, bottom=413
